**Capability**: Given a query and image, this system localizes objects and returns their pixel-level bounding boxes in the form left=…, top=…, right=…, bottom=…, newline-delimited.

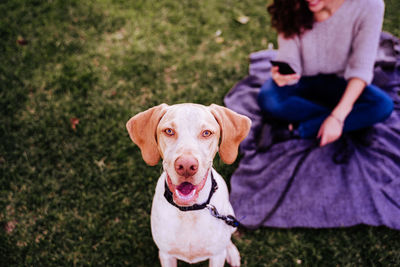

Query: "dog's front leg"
left=209, top=250, right=226, bottom=267
left=159, top=251, right=177, bottom=267
left=226, top=241, right=241, bottom=267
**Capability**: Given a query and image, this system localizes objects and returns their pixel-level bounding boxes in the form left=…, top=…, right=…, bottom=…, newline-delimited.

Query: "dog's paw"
left=226, top=241, right=240, bottom=267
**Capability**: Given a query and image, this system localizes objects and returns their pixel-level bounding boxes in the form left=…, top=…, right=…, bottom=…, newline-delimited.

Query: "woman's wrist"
left=329, top=114, right=344, bottom=127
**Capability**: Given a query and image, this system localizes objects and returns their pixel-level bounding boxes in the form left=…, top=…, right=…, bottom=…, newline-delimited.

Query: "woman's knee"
left=376, top=93, right=394, bottom=122
left=364, top=85, right=394, bottom=122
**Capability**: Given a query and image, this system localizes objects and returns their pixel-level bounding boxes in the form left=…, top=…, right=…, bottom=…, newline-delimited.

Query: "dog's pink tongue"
left=177, top=182, right=195, bottom=195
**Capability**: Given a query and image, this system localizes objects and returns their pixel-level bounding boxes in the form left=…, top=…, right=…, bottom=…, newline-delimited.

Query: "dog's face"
left=157, top=104, right=220, bottom=206
left=126, top=103, right=251, bottom=206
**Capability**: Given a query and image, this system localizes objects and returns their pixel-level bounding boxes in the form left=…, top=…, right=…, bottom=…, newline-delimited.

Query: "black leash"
left=164, top=171, right=240, bottom=228
left=205, top=204, right=241, bottom=228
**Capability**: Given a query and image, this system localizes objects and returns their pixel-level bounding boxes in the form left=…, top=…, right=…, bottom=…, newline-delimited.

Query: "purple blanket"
left=225, top=32, right=400, bottom=229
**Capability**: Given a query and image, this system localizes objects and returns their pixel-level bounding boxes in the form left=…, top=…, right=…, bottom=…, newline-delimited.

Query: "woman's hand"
left=317, top=78, right=366, bottom=146
left=271, top=66, right=300, bottom=87
left=317, top=115, right=344, bottom=147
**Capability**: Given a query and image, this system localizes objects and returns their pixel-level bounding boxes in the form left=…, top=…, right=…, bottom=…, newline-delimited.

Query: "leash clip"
left=206, top=204, right=240, bottom=228
left=206, top=204, right=219, bottom=217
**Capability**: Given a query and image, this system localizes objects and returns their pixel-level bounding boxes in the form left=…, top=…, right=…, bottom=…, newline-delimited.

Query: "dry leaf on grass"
left=17, top=37, right=28, bottom=46
left=236, top=15, right=250, bottom=24
left=215, top=37, right=224, bottom=44
left=70, top=118, right=79, bottom=131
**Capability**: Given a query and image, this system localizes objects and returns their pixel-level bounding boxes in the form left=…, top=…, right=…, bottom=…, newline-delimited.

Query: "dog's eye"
left=202, top=130, right=212, bottom=137
left=164, top=128, right=175, bottom=136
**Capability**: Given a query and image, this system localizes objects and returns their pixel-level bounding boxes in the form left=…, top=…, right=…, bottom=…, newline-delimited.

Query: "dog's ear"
left=126, top=104, right=168, bottom=166
left=209, top=104, right=251, bottom=164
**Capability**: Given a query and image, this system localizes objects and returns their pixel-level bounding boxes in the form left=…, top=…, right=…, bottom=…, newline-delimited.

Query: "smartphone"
left=270, top=60, right=296, bottom=75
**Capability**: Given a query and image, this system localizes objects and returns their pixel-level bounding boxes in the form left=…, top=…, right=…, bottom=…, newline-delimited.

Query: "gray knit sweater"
left=276, top=0, right=384, bottom=84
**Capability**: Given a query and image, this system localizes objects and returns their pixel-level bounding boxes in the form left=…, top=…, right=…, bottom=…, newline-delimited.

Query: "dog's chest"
left=151, top=205, right=231, bottom=262
left=151, top=184, right=232, bottom=263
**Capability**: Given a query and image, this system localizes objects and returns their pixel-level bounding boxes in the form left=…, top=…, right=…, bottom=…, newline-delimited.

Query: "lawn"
left=1, top=0, right=400, bottom=266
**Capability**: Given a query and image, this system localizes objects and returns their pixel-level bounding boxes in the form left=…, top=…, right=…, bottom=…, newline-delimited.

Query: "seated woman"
left=257, top=0, right=394, bottom=146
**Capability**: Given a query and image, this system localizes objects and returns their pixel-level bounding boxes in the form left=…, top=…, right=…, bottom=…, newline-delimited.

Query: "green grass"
left=1, top=0, right=399, bottom=266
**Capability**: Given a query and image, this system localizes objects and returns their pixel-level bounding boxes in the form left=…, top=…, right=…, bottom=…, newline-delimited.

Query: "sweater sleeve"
left=344, top=0, right=384, bottom=84
left=276, top=34, right=303, bottom=75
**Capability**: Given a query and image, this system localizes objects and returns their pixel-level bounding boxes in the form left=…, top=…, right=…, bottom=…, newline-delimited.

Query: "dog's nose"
left=174, top=156, right=199, bottom=178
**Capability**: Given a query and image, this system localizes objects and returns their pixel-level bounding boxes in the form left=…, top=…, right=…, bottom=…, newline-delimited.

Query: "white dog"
left=126, top=103, right=251, bottom=267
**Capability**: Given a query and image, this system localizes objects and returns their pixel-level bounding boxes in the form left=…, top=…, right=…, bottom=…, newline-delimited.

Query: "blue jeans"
left=257, top=74, right=394, bottom=138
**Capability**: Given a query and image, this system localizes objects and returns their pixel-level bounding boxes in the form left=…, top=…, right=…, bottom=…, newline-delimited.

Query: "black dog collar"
left=163, top=170, right=241, bottom=228
left=164, top=171, right=218, bottom=212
